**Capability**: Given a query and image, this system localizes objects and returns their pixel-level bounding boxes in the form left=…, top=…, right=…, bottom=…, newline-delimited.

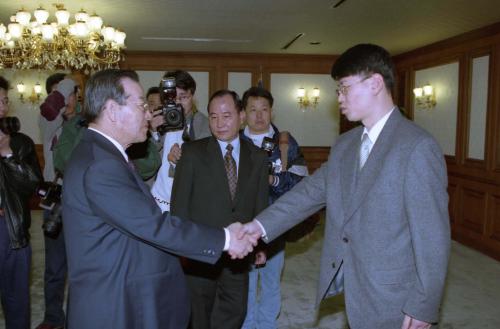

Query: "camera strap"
left=278, top=131, right=289, bottom=172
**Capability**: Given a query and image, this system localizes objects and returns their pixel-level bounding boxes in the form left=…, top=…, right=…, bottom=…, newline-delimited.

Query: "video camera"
left=261, top=137, right=277, bottom=174
left=0, top=116, right=20, bottom=135
left=37, top=181, right=63, bottom=239
left=156, top=77, right=184, bottom=135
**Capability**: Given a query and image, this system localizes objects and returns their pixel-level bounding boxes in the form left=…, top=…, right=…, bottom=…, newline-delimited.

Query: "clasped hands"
left=226, top=220, right=264, bottom=259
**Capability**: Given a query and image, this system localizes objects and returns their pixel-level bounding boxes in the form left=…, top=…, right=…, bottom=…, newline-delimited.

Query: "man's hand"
left=226, top=222, right=258, bottom=259
left=149, top=109, right=165, bottom=132
left=239, top=219, right=264, bottom=241
left=401, top=314, right=431, bottom=329
left=167, top=143, right=182, bottom=165
left=254, top=250, right=267, bottom=266
left=0, top=131, right=12, bottom=156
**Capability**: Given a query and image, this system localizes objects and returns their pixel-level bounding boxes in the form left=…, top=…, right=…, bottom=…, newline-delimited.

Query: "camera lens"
left=166, top=109, right=182, bottom=126
left=0, top=117, right=20, bottom=135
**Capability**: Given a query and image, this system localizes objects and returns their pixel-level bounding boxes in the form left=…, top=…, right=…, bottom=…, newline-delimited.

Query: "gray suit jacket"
left=62, top=129, right=225, bottom=329
left=257, top=110, right=450, bottom=328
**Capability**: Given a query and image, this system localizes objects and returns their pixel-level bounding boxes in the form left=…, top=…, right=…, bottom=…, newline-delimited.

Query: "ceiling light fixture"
left=0, top=4, right=126, bottom=70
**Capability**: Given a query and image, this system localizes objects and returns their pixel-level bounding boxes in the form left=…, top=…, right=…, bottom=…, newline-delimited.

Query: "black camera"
left=0, top=116, right=20, bottom=135
left=37, top=182, right=63, bottom=238
left=156, top=77, right=184, bottom=135
left=261, top=137, right=276, bottom=174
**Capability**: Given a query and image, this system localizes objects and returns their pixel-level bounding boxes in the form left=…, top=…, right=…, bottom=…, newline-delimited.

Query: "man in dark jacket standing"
left=0, top=75, right=43, bottom=329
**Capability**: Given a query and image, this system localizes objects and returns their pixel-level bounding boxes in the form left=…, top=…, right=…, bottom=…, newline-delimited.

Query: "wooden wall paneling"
left=488, top=193, right=500, bottom=244
left=463, top=47, right=493, bottom=170
left=301, top=146, right=330, bottom=174
left=459, top=185, right=487, bottom=234
left=492, top=44, right=500, bottom=174
left=394, top=22, right=500, bottom=260
left=447, top=180, right=458, bottom=224
left=410, top=56, right=462, bottom=167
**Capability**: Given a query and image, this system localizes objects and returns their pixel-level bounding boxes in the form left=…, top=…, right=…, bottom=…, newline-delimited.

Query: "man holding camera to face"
left=151, top=70, right=211, bottom=212
left=36, top=73, right=79, bottom=329
left=240, top=87, right=308, bottom=329
left=0, top=76, right=43, bottom=329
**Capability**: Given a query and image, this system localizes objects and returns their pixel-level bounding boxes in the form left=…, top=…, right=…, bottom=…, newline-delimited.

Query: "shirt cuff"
left=223, top=228, right=230, bottom=251
left=255, top=219, right=268, bottom=239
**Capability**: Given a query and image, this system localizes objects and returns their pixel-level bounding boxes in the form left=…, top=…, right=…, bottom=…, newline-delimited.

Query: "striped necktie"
left=224, top=144, right=237, bottom=200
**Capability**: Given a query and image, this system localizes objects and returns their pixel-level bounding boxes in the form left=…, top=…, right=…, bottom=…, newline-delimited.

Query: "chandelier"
left=0, top=4, right=126, bottom=71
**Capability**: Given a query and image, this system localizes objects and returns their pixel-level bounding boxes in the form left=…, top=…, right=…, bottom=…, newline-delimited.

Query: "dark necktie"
left=224, top=144, right=237, bottom=200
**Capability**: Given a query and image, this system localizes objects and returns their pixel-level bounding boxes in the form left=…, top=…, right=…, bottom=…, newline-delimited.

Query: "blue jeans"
left=0, top=216, right=31, bottom=329
left=241, top=249, right=285, bottom=329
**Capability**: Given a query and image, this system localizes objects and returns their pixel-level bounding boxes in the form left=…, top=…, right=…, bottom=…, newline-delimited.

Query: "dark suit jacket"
left=171, top=136, right=268, bottom=229
left=62, top=129, right=225, bottom=329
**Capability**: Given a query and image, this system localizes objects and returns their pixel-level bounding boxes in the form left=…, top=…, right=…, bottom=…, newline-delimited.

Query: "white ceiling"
left=1, top=0, right=500, bottom=55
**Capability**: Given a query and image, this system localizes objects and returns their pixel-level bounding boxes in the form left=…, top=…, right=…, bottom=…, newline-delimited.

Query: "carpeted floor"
left=1, top=210, right=500, bottom=328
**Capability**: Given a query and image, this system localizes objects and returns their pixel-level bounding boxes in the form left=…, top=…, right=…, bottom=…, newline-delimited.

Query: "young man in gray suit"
left=243, top=44, right=451, bottom=329
left=62, top=70, right=257, bottom=329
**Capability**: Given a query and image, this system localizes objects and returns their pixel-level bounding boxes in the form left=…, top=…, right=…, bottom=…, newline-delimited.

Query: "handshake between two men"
left=226, top=220, right=265, bottom=259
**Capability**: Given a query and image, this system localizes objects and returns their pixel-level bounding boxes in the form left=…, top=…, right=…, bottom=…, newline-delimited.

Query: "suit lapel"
left=343, top=110, right=402, bottom=223
left=207, top=137, right=234, bottom=204
left=86, top=129, right=153, bottom=199
left=340, top=130, right=362, bottom=214
left=234, top=139, right=251, bottom=205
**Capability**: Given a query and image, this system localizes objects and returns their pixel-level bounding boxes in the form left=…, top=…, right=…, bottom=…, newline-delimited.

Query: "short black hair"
left=331, top=43, right=395, bottom=92
left=0, top=76, right=9, bottom=91
left=146, top=86, right=160, bottom=98
left=163, top=70, right=196, bottom=94
left=45, top=73, right=66, bottom=94
left=208, top=89, right=242, bottom=113
left=242, top=87, right=274, bottom=108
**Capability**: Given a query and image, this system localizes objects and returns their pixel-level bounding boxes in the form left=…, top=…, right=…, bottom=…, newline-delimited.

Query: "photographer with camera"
left=151, top=70, right=211, bottom=212
left=0, top=76, right=43, bottom=329
left=240, top=87, right=308, bottom=329
left=36, top=73, right=79, bottom=329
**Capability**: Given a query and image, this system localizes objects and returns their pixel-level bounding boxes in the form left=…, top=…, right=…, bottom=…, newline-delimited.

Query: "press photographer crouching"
left=0, top=76, right=43, bottom=328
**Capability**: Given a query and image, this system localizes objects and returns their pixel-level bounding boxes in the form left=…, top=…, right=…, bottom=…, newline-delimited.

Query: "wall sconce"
left=413, top=83, right=436, bottom=109
left=297, top=87, right=320, bottom=111
left=16, top=82, right=43, bottom=104
left=16, top=82, right=26, bottom=101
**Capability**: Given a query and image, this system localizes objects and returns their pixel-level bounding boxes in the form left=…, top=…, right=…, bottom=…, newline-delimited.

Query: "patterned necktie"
left=359, top=133, right=372, bottom=170
left=224, top=144, right=237, bottom=200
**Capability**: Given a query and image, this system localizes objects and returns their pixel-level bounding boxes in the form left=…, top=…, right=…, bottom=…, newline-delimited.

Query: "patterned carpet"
left=1, top=210, right=500, bottom=328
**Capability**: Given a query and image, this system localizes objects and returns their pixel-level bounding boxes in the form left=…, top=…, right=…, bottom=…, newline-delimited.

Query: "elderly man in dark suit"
left=171, top=90, right=269, bottom=329
left=243, top=44, right=451, bottom=329
left=62, top=70, right=257, bottom=329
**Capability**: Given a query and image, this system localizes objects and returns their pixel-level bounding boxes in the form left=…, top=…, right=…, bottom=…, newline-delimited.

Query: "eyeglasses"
left=336, top=75, right=372, bottom=97
left=176, top=94, right=191, bottom=103
left=125, top=95, right=150, bottom=113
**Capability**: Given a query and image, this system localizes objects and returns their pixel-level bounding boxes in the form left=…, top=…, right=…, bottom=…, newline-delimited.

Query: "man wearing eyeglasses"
left=151, top=70, right=211, bottom=212
left=61, top=69, right=257, bottom=329
left=242, top=44, right=450, bottom=329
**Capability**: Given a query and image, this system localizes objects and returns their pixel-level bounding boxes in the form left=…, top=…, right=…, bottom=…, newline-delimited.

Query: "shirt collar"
left=88, top=127, right=129, bottom=162
left=362, top=107, right=395, bottom=144
left=217, top=136, right=240, bottom=156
